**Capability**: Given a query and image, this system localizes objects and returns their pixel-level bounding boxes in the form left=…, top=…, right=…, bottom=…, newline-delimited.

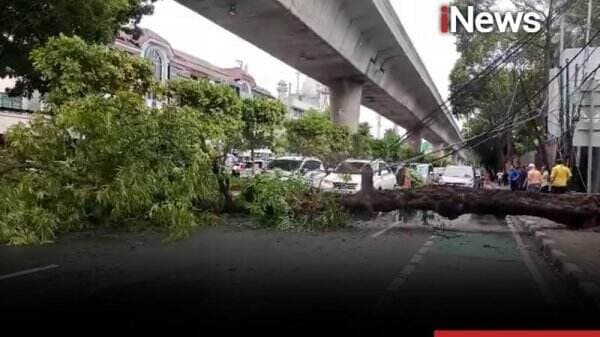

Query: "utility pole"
left=560, top=17, right=566, bottom=159
left=580, top=81, right=598, bottom=195
left=586, top=0, right=593, bottom=45
left=586, top=0, right=594, bottom=194
left=560, top=16, right=565, bottom=59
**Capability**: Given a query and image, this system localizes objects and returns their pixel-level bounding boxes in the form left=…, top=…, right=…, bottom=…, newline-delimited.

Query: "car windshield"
left=416, top=165, right=429, bottom=176
left=268, top=159, right=302, bottom=171
left=335, top=162, right=369, bottom=174
left=443, top=166, right=473, bottom=178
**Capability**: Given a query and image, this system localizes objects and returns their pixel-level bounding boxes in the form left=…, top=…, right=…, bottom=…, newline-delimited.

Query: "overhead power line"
left=428, top=34, right=600, bottom=164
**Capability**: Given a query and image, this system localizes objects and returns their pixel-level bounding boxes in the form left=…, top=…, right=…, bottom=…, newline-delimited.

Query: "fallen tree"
left=341, top=167, right=600, bottom=229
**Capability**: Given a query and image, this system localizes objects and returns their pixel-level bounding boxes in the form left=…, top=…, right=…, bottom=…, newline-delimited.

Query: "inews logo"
left=440, top=5, right=543, bottom=33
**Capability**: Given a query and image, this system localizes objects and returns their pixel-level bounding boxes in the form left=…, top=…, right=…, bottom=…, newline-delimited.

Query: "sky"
left=140, top=0, right=460, bottom=138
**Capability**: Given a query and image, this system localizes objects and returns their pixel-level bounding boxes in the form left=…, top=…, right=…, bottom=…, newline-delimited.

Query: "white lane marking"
left=375, top=236, right=436, bottom=311
left=386, top=236, right=436, bottom=292
left=507, top=220, right=557, bottom=304
left=371, top=221, right=400, bottom=238
left=409, top=254, right=423, bottom=264
left=0, top=264, right=59, bottom=281
left=417, top=246, right=430, bottom=255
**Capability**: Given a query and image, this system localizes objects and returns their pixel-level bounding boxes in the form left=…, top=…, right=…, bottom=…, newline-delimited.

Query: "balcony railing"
left=0, top=93, right=23, bottom=110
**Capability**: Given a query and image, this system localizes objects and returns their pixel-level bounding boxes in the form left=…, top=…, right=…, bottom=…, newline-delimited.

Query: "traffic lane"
left=378, top=231, right=598, bottom=331
left=0, top=224, right=432, bottom=329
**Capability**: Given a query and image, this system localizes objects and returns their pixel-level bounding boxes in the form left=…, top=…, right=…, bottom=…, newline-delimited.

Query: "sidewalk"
left=514, top=215, right=600, bottom=307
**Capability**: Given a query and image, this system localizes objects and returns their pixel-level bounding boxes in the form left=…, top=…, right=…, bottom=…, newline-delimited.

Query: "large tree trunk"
left=341, top=169, right=600, bottom=229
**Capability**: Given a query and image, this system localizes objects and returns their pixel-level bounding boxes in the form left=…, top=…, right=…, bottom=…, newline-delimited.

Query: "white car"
left=438, top=165, right=477, bottom=188
left=319, top=159, right=397, bottom=194
left=265, top=156, right=324, bottom=181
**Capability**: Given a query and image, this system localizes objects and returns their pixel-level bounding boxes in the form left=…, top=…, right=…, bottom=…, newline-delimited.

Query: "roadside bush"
left=241, top=175, right=307, bottom=226
left=241, top=175, right=347, bottom=231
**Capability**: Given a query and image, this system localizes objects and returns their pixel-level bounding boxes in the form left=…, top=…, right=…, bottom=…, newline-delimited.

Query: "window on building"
left=230, top=85, right=241, bottom=97
left=0, top=93, right=23, bottom=110
left=237, top=80, right=252, bottom=99
left=145, top=48, right=163, bottom=81
left=293, top=108, right=303, bottom=119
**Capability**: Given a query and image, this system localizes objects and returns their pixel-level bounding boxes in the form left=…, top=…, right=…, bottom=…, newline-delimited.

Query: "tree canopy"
left=0, top=0, right=155, bottom=96
left=370, top=129, right=413, bottom=163
left=240, top=98, right=286, bottom=157
left=285, top=110, right=351, bottom=164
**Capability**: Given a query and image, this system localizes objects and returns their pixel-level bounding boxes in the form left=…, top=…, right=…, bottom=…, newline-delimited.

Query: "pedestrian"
left=496, top=170, right=503, bottom=185
left=526, top=163, right=542, bottom=192
left=518, top=166, right=528, bottom=191
left=540, top=166, right=550, bottom=193
left=508, top=165, right=520, bottom=191
left=550, top=159, right=572, bottom=194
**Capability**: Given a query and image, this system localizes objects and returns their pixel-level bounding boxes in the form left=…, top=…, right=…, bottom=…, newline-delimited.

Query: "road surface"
left=1, top=214, right=597, bottom=334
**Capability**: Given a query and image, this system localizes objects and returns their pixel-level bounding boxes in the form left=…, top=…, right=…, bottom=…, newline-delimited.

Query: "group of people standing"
left=496, top=159, right=572, bottom=194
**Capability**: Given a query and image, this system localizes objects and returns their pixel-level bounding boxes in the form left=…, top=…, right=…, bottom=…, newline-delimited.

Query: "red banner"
left=436, top=332, right=600, bottom=337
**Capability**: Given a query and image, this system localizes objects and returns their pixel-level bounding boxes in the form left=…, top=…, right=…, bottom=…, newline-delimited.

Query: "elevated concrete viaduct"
left=177, top=0, right=466, bottom=158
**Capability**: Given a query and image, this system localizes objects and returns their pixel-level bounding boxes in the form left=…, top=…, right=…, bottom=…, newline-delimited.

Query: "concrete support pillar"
left=330, top=78, right=363, bottom=132
left=406, top=128, right=423, bottom=154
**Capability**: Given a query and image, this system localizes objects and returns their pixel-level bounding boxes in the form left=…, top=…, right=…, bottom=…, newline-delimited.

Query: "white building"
left=0, top=78, right=42, bottom=145
left=277, top=78, right=329, bottom=119
left=548, top=47, right=600, bottom=193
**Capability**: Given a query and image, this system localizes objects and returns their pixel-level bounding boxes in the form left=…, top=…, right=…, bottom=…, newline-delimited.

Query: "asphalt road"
left=1, top=214, right=598, bottom=335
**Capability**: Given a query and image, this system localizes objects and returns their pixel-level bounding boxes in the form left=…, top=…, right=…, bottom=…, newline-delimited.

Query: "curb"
left=510, top=216, right=600, bottom=309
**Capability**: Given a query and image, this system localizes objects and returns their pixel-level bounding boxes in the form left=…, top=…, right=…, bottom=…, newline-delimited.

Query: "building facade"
left=0, top=29, right=274, bottom=143
left=547, top=47, right=600, bottom=193
left=115, top=29, right=273, bottom=100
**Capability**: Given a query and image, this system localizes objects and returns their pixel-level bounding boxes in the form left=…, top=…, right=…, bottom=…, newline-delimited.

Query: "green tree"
left=240, top=98, right=286, bottom=162
left=350, top=122, right=373, bottom=158
left=371, top=129, right=412, bottom=163
left=31, top=34, right=156, bottom=107
left=285, top=110, right=350, bottom=165
left=449, top=0, right=558, bottom=168
left=0, top=36, right=218, bottom=245
left=0, top=0, right=155, bottom=96
left=165, top=79, right=242, bottom=210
